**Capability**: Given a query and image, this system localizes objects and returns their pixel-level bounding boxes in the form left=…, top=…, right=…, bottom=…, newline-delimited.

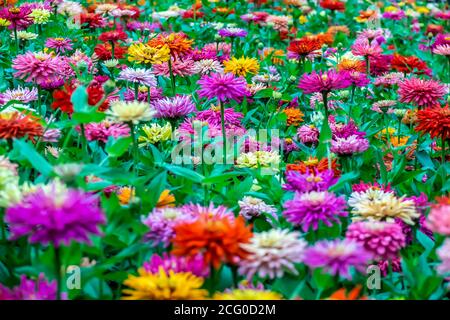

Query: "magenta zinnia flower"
left=0, top=274, right=61, bottom=300
left=398, top=77, right=446, bottom=108
left=12, top=52, right=63, bottom=85
left=344, top=71, right=370, bottom=87
left=283, top=169, right=337, bottom=192
left=197, top=72, right=249, bottom=102
left=282, top=191, right=347, bottom=232
left=298, top=70, right=351, bottom=94
left=196, top=106, right=244, bottom=127
left=218, top=27, right=248, bottom=38
left=153, top=95, right=196, bottom=119
left=143, top=253, right=209, bottom=277
left=0, top=6, right=33, bottom=30
left=5, top=183, right=106, bottom=247
left=346, top=221, right=406, bottom=260
left=297, top=125, right=319, bottom=144
left=303, top=239, right=373, bottom=279
left=45, top=38, right=73, bottom=54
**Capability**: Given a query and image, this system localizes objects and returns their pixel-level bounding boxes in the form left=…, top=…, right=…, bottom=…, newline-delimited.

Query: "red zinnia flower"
left=320, top=0, right=346, bottom=11
left=99, top=30, right=128, bottom=43
left=391, top=53, right=431, bottom=75
left=94, top=43, right=126, bottom=60
left=398, top=77, right=446, bottom=108
left=415, top=106, right=450, bottom=140
left=79, top=13, right=107, bottom=29
left=287, top=37, right=322, bottom=60
left=51, top=83, right=109, bottom=114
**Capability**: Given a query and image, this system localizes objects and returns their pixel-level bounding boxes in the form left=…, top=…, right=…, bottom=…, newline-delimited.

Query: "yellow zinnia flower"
left=224, top=57, right=260, bottom=77
left=156, top=189, right=175, bottom=208
left=108, top=100, right=156, bottom=124
left=0, top=18, right=11, bottom=27
left=128, top=43, right=170, bottom=65
left=29, top=8, right=51, bottom=24
left=214, top=289, right=282, bottom=300
left=122, top=268, right=208, bottom=300
left=138, top=123, right=172, bottom=145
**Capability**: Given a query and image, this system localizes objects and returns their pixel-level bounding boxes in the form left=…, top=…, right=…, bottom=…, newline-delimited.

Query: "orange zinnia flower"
left=327, top=26, right=350, bottom=36
left=148, top=33, right=193, bottom=58
left=156, top=189, right=176, bottom=208
left=0, top=112, right=43, bottom=142
left=261, top=47, right=285, bottom=65
left=171, top=215, right=252, bottom=269
left=415, top=105, right=450, bottom=140
left=337, top=58, right=366, bottom=73
left=327, top=286, right=368, bottom=300
left=283, top=108, right=304, bottom=126
left=391, top=53, right=430, bottom=75
left=286, top=157, right=341, bottom=176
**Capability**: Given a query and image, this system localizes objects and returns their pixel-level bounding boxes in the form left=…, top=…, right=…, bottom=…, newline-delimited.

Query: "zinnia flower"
left=218, top=27, right=248, bottom=38
left=287, top=37, right=322, bottom=60
left=346, top=221, right=406, bottom=260
left=171, top=214, right=252, bottom=269
left=415, top=106, right=450, bottom=140
left=303, top=239, right=372, bottom=279
left=238, top=196, right=277, bottom=221
left=12, top=51, right=63, bottom=85
left=148, top=32, right=193, bottom=58
left=83, top=121, right=130, bottom=143
left=223, top=56, right=260, bottom=77
left=153, top=95, right=196, bottom=118
left=0, top=112, right=43, bottom=142
left=127, top=42, right=170, bottom=65
left=282, top=191, right=347, bottom=232
left=142, top=253, right=209, bottom=278
left=0, top=86, right=37, bottom=105
left=5, top=182, right=106, bottom=246
left=108, top=100, right=156, bottom=124
left=426, top=200, right=450, bottom=236
left=197, top=72, right=249, bottom=102
left=283, top=169, right=337, bottom=192
left=118, top=67, right=157, bottom=87
left=238, top=229, right=307, bottom=279
left=0, top=274, right=60, bottom=300
left=45, top=38, right=73, bottom=54
left=331, top=135, right=369, bottom=155
left=398, top=78, right=446, bottom=108
left=298, top=70, right=351, bottom=94
left=348, top=189, right=420, bottom=225
left=436, top=238, right=450, bottom=275
left=122, top=268, right=207, bottom=300
left=213, top=289, right=282, bottom=300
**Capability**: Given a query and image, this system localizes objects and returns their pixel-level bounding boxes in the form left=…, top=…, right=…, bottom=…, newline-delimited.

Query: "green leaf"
left=162, top=164, right=205, bottom=183
left=316, top=118, right=332, bottom=159
left=106, top=137, right=132, bottom=158
left=13, top=139, right=53, bottom=177
left=416, top=230, right=434, bottom=257
left=71, top=85, right=89, bottom=113
left=72, top=111, right=106, bottom=124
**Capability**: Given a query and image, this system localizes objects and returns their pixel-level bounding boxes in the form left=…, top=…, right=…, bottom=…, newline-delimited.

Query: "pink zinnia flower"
left=12, top=52, right=63, bottom=85
left=346, top=221, right=406, bottom=260
left=153, top=95, right=196, bottom=119
left=344, top=71, right=370, bottom=87
left=0, top=6, right=33, bottom=30
left=297, top=125, right=319, bottom=144
left=45, top=38, right=73, bottom=54
left=0, top=274, right=62, bottom=300
left=298, top=69, right=351, bottom=94
left=426, top=203, right=450, bottom=236
left=398, top=77, right=446, bottom=108
left=153, top=58, right=195, bottom=77
left=437, top=239, right=450, bottom=275
left=282, top=191, right=347, bottom=232
left=433, top=44, right=450, bottom=56
left=303, top=239, right=373, bottom=279
left=143, top=253, right=209, bottom=278
left=83, top=121, right=130, bottom=143
left=351, top=38, right=383, bottom=59
left=196, top=107, right=244, bottom=127
left=331, top=135, right=369, bottom=155
left=197, top=72, right=249, bottom=102
left=0, top=86, right=37, bottom=105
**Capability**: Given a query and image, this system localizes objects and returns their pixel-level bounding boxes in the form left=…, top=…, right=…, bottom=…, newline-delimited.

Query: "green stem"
left=54, top=247, right=62, bottom=300
left=80, top=124, right=88, bottom=161
left=129, top=122, right=138, bottom=174
left=219, top=100, right=227, bottom=164
left=134, top=83, right=139, bottom=100
left=13, top=27, right=18, bottom=53
left=168, top=58, right=176, bottom=95
left=349, top=85, right=355, bottom=122
left=110, top=41, right=115, bottom=60
left=442, top=136, right=446, bottom=165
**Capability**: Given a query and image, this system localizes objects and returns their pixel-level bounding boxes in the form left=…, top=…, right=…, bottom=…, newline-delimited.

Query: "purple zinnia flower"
left=0, top=86, right=38, bottom=105
left=143, top=253, right=209, bottom=278
left=282, top=191, right=347, bottom=232
left=197, top=72, right=249, bottom=102
left=118, top=67, right=157, bottom=87
left=382, top=10, right=406, bottom=20
left=45, top=38, right=73, bottom=54
left=141, top=207, right=195, bottom=247
left=196, top=106, right=244, bottom=127
left=123, top=87, right=162, bottom=102
left=298, top=70, right=351, bottom=94
left=5, top=183, right=106, bottom=247
left=303, top=239, right=373, bottom=279
left=346, top=221, right=406, bottom=260
left=0, top=274, right=63, bottom=300
left=283, top=169, right=337, bottom=193
left=297, top=125, right=319, bottom=144
left=153, top=95, right=196, bottom=119
left=218, top=27, right=248, bottom=38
